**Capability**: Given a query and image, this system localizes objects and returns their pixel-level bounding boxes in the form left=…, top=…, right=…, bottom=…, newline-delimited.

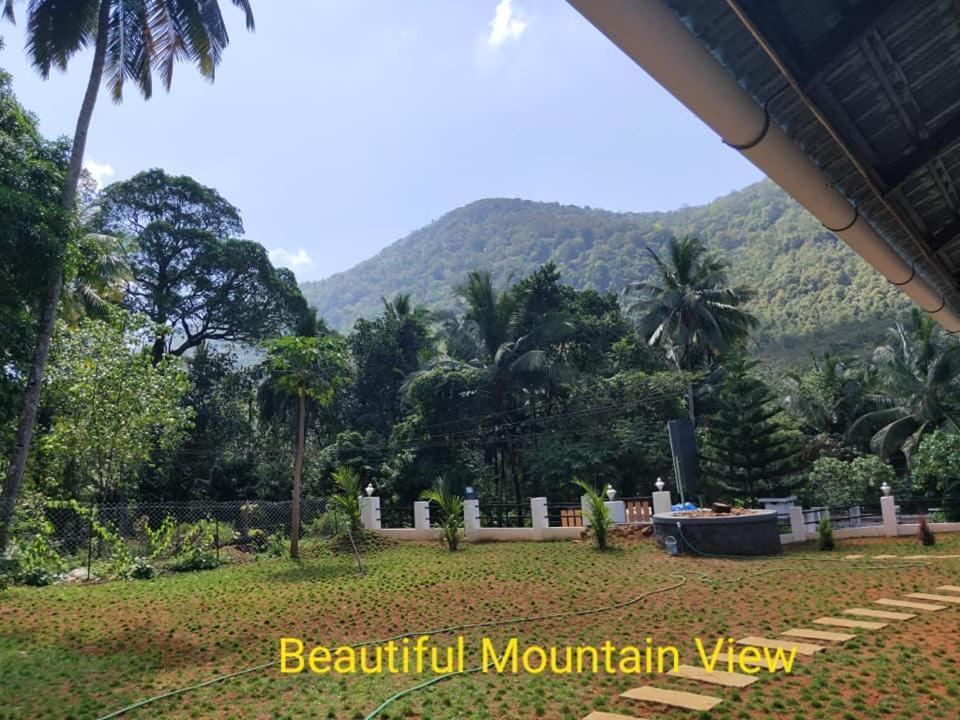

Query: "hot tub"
left=652, top=509, right=782, bottom=556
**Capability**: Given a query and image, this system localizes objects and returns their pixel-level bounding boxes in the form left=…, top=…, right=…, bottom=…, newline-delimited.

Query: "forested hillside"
left=301, top=181, right=908, bottom=352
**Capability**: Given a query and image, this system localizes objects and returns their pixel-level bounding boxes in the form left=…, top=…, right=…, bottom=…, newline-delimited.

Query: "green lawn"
left=2, top=533, right=959, bottom=720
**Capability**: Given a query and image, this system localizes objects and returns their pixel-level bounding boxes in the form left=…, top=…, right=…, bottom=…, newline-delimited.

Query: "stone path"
left=620, top=687, right=722, bottom=711
left=668, top=664, right=758, bottom=687
left=843, top=608, right=915, bottom=620
left=813, top=617, right=887, bottom=630
left=583, top=573, right=957, bottom=718
left=781, top=628, right=855, bottom=642
left=874, top=598, right=946, bottom=611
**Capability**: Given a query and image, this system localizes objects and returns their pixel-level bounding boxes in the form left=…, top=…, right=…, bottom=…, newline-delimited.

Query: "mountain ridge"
left=301, top=180, right=909, bottom=353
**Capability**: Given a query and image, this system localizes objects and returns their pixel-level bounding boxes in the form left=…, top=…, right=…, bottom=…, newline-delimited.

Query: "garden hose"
left=93, top=540, right=942, bottom=720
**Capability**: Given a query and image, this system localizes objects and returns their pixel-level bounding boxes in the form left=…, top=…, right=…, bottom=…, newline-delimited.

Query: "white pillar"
left=580, top=494, right=592, bottom=527
left=652, top=490, right=672, bottom=516
left=881, top=495, right=898, bottom=537
left=605, top=499, right=626, bottom=524
left=414, top=501, right=430, bottom=535
left=788, top=506, right=806, bottom=542
left=463, top=499, right=480, bottom=534
left=531, top=497, right=548, bottom=539
left=359, top=496, right=381, bottom=530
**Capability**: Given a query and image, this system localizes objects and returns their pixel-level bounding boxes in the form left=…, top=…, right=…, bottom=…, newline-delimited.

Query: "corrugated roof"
left=666, top=0, right=960, bottom=317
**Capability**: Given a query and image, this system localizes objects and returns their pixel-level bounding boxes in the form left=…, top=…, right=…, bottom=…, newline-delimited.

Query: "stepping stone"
left=621, top=687, right=721, bottom=711
left=843, top=608, right=915, bottom=620
left=668, top=663, right=758, bottom=687
left=874, top=598, right=947, bottom=611
left=813, top=617, right=886, bottom=630
left=782, top=628, right=855, bottom=642
left=873, top=554, right=898, bottom=559
left=712, top=651, right=786, bottom=671
left=736, top=636, right=825, bottom=656
left=583, top=712, right=649, bottom=720
left=844, top=554, right=864, bottom=559
left=936, top=586, right=960, bottom=593
left=905, top=593, right=960, bottom=604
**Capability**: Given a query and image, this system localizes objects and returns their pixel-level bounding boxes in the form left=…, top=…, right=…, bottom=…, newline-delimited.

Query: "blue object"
left=671, top=502, right=698, bottom=511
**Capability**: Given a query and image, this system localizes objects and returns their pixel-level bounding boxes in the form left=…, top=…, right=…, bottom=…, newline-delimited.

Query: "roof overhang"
left=570, top=0, right=960, bottom=334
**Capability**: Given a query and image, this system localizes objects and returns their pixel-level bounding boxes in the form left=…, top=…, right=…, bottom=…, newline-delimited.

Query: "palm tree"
left=408, top=271, right=571, bottom=505
left=782, top=353, right=877, bottom=437
left=0, top=0, right=254, bottom=552
left=848, top=309, right=960, bottom=462
left=420, top=476, right=463, bottom=551
left=60, top=231, right=131, bottom=324
left=625, top=236, right=757, bottom=421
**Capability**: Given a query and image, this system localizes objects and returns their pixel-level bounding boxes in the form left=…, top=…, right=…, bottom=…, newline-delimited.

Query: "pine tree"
left=701, top=353, right=804, bottom=505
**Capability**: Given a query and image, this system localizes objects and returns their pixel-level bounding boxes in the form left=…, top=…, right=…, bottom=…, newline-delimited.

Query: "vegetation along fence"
left=15, top=498, right=329, bottom=568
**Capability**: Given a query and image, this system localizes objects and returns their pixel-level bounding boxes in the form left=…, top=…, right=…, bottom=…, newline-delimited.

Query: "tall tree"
left=97, top=169, right=306, bottom=362
left=625, top=236, right=756, bottom=422
left=0, top=0, right=254, bottom=552
left=701, top=352, right=803, bottom=505
left=848, top=309, right=960, bottom=461
left=261, top=335, right=349, bottom=559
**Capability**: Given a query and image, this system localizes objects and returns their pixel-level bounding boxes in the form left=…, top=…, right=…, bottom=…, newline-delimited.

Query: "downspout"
left=567, top=0, right=960, bottom=334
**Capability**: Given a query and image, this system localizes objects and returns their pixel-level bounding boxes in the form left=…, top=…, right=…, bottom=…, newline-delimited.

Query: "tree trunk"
left=686, top=381, right=696, bottom=425
left=0, top=0, right=112, bottom=553
left=290, top=390, right=305, bottom=559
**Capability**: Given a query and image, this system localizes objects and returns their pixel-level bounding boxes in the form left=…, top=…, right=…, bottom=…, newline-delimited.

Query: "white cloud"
left=84, top=159, right=115, bottom=187
left=487, top=0, right=527, bottom=46
left=269, top=247, right=313, bottom=270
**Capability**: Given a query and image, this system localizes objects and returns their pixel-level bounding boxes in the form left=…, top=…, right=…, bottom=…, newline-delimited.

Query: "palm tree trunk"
left=0, top=0, right=112, bottom=553
left=290, top=390, right=305, bottom=559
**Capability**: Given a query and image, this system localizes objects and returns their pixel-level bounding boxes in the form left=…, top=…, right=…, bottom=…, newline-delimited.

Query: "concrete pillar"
left=788, top=506, right=806, bottom=542
left=413, top=501, right=430, bottom=534
left=605, top=499, right=626, bottom=524
left=359, top=496, right=381, bottom=530
left=531, top=497, right=548, bottom=539
left=463, top=499, right=480, bottom=534
left=652, top=490, right=672, bottom=516
left=580, top=495, right=592, bottom=527
left=881, top=495, right=898, bottom=537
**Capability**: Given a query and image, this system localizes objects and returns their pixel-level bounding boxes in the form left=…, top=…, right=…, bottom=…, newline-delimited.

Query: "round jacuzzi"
left=652, top=509, right=782, bottom=556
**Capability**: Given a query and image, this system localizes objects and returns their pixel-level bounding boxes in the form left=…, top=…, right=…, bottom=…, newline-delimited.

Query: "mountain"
left=300, top=180, right=909, bottom=355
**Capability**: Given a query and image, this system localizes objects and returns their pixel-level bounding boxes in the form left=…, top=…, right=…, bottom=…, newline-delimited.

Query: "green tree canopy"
left=37, top=312, right=193, bottom=501
left=97, top=169, right=307, bottom=362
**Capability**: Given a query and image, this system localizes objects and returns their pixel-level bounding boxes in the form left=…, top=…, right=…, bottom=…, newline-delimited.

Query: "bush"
left=20, top=565, right=56, bottom=586
left=805, top=456, right=896, bottom=508
left=233, top=528, right=270, bottom=553
left=130, top=556, right=156, bottom=579
left=168, top=548, right=221, bottom=573
left=818, top=517, right=834, bottom=551
left=918, top=517, right=936, bottom=546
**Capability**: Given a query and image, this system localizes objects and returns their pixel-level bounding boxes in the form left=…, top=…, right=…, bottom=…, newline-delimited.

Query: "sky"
left=0, top=0, right=762, bottom=283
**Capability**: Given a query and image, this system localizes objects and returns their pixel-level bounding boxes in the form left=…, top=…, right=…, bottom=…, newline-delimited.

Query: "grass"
left=1, top=533, right=959, bottom=719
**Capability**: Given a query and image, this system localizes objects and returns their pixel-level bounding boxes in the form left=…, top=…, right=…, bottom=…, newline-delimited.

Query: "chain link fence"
left=10, top=498, right=329, bottom=570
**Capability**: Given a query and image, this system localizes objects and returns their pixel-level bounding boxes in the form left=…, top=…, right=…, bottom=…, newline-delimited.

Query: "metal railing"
left=479, top=502, right=530, bottom=528
left=802, top=503, right=884, bottom=530
left=895, top=496, right=960, bottom=523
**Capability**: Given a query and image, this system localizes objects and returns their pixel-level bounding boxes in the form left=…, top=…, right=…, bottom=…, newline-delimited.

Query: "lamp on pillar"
left=365, top=484, right=374, bottom=497
left=606, top=485, right=617, bottom=501
left=880, top=481, right=891, bottom=497
left=655, top=477, right=665, bottom=492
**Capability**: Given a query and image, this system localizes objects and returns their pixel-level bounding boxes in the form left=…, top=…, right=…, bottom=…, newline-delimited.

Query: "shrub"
left=420, top=476, right=463, bottom=552
left=918, top=517, right=936, bottom=546
left=130, top=557, right=156, bottom=579
left=168, top=547, right=221, bottom=573
left=805, top=456, right=896, bottom=508
left=234, top=528, right=269, bottom=553
left=0, top=573, right=8, bottom=593
left=330, top=466, right=363, bottom=531
left=573, top=477, right=613, bottom=551
left=818, top=517, right=834, bottom=551
left=20, top=565, right=56, bottom=587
